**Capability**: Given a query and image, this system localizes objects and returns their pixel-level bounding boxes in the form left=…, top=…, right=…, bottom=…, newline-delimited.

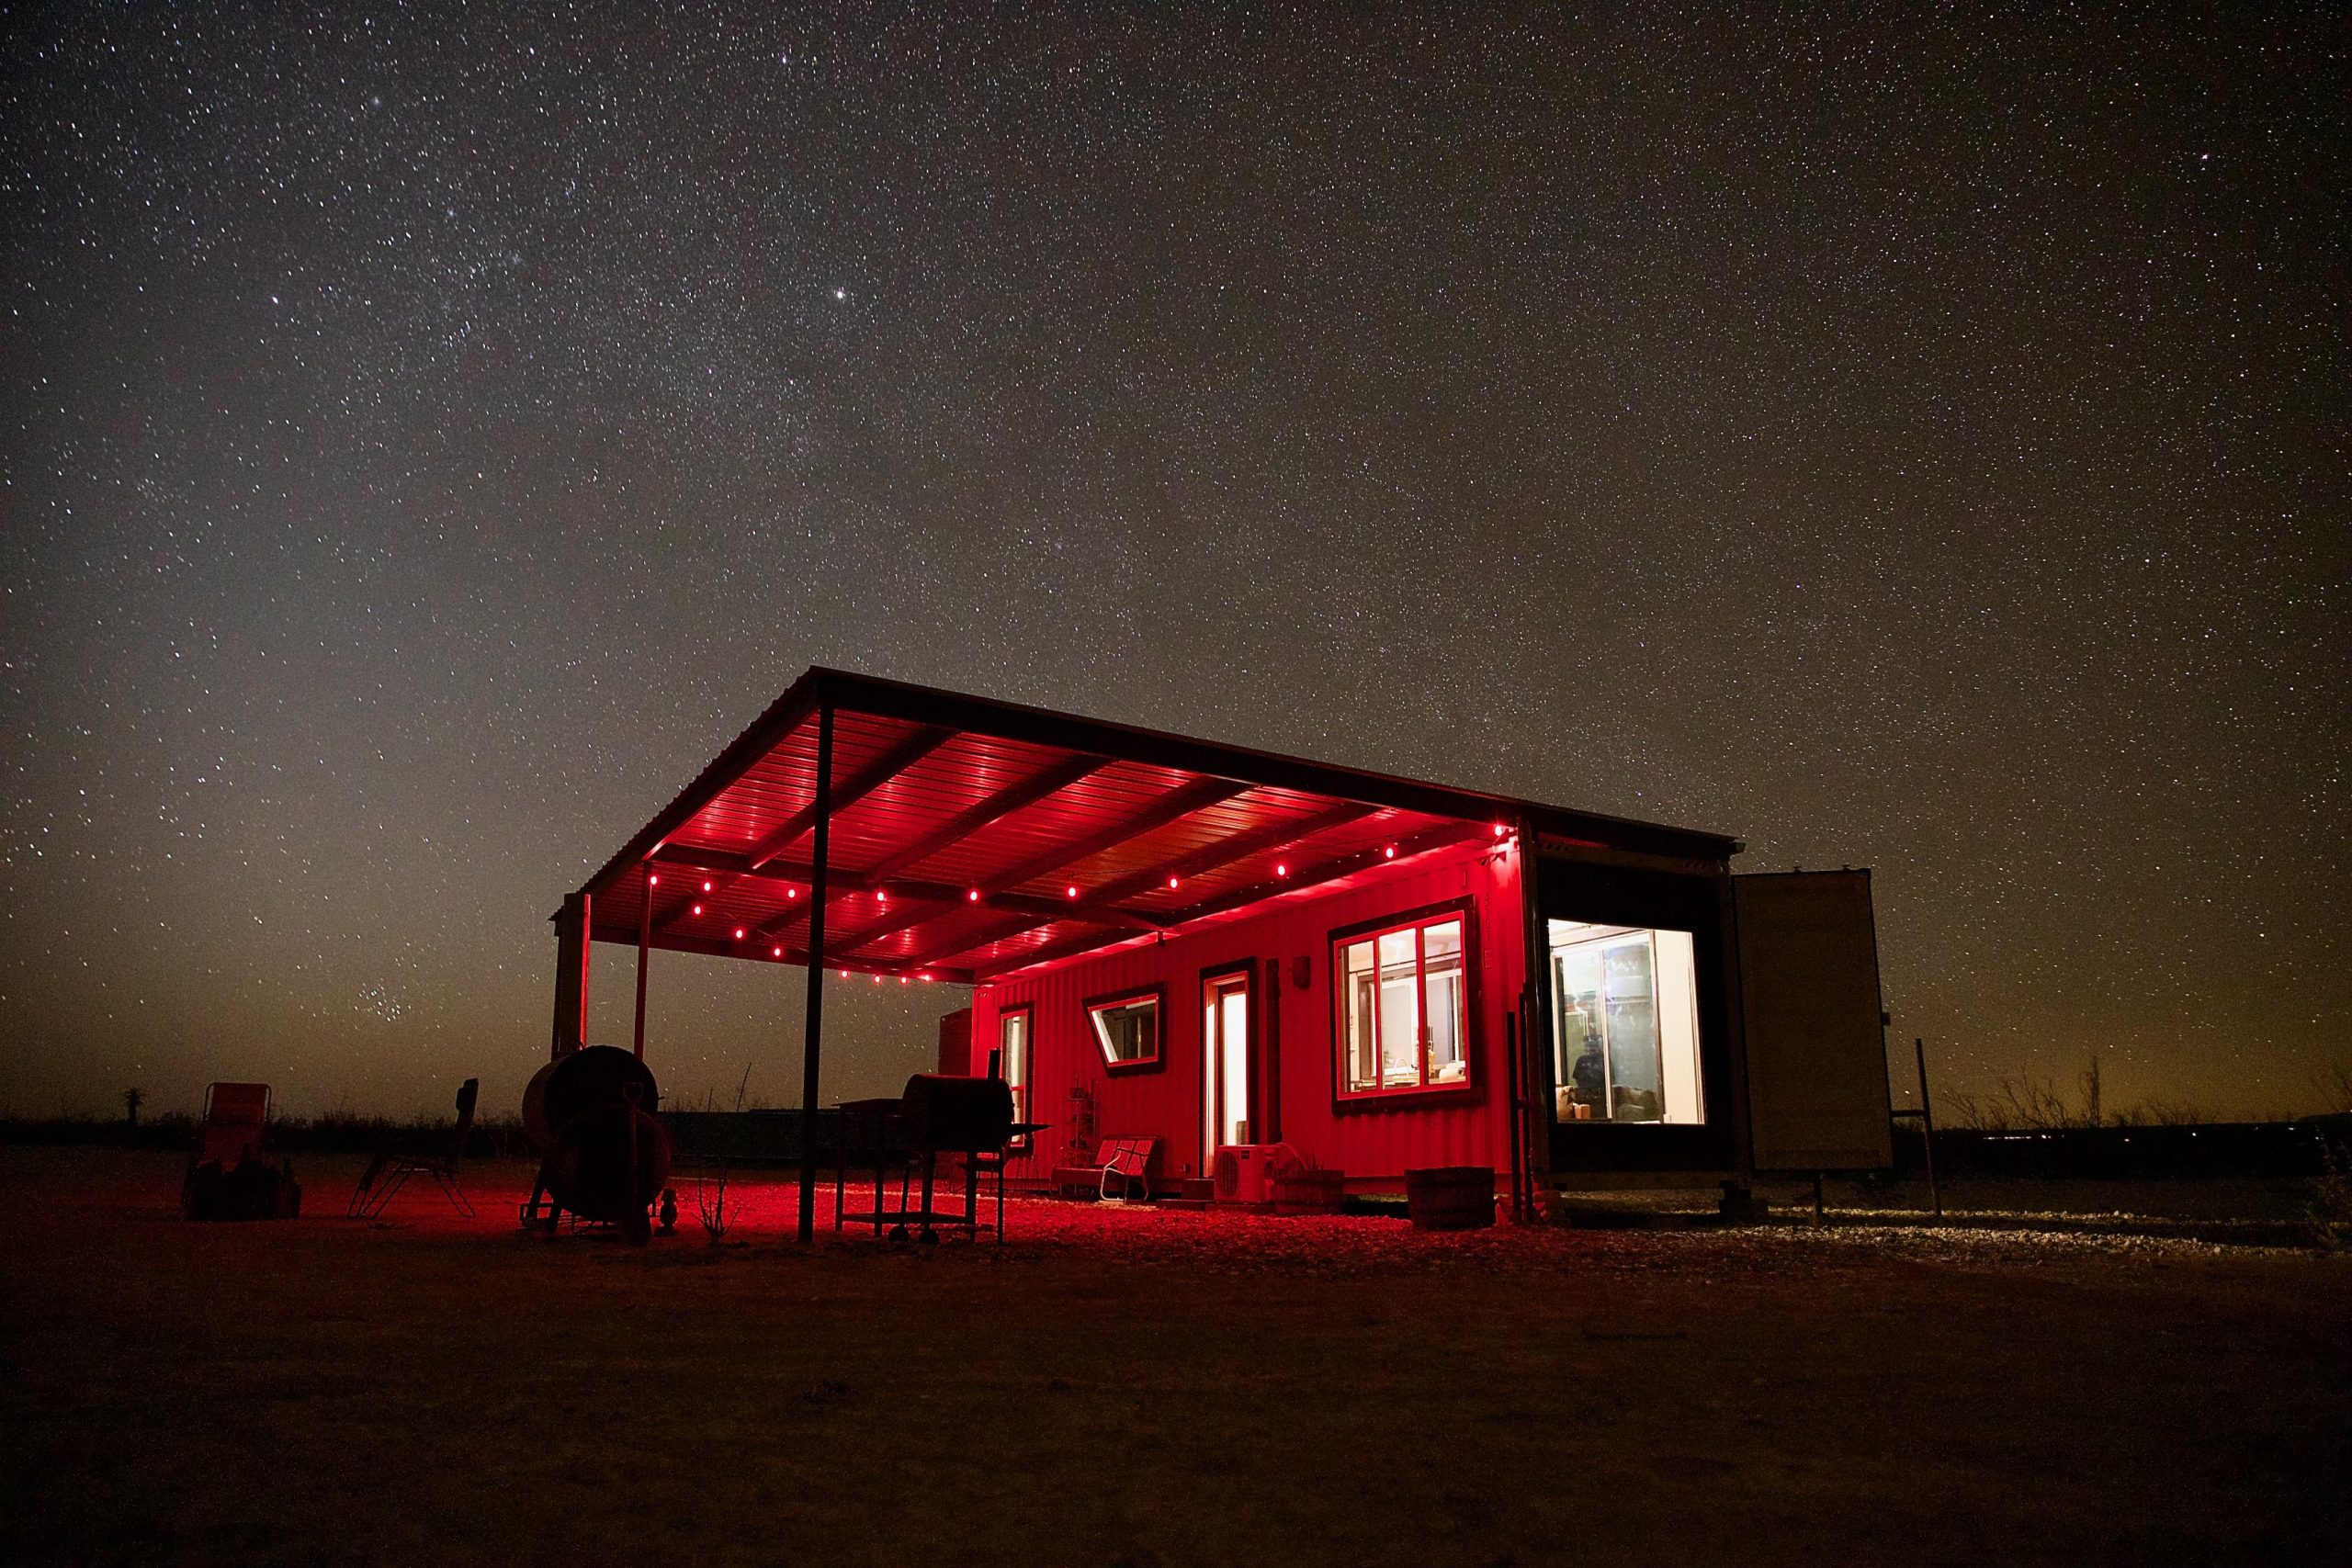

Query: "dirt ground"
left=2, top=1148, right=2346, bottom=1568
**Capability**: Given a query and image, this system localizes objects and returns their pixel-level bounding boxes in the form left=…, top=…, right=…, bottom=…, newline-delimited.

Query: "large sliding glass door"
left=1549, top=922, right=1703, bottom=1125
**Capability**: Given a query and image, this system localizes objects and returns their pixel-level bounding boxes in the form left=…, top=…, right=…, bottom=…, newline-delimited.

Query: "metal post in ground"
left=795, top=702, right=835, bottom=1244
left=1916, top=1036, right=1941, bottom=1219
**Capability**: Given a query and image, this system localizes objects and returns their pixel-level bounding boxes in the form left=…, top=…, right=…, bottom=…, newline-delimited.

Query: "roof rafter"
left=855, top=752, right=1107, bottom=886
left=903, top=799, right=1380, bottom=968
left=741, top=724, right=954, bottom=872
left=968, top=820, right=1490, bottom=979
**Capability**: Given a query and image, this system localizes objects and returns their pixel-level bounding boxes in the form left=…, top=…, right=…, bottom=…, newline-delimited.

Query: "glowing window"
left=1335, top=912, right=1469, bottom=1098
left=1087, top=991, right=1161, bottom=1071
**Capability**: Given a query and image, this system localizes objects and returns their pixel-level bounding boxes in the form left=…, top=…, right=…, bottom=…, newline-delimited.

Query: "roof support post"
left=1514, top=812, right=1549, bottom=1223
left=551, top=891, right=590, bottom=1062
left=796, top=701, right=836, bottom=1244
left=633, top=866, right=651, bottom=1060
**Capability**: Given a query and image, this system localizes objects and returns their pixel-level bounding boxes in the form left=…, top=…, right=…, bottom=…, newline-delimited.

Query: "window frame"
left=1328, top=897, right=1478, bottom=1108
left=1084, top=985, right=1167, bottom=1076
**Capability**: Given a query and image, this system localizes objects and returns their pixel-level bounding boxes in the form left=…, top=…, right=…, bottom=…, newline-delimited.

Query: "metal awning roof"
left=573, top=669, right=1740, bottom=985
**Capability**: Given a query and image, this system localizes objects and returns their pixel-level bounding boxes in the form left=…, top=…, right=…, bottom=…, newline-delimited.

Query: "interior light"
left=702, top=880, right=713, bottom=893
left=733, top=927, right=746, bottom=941
left=967, top=889, right=980, bottom=902
left=1383, top=845, right=1396, bottom=860
left=1275, top=862, right=1288, bottom=877
left=647, top=873, right=660, bottom=886
left=692, top=903, right=704, bottom=916
left=1492, top=823, right=1508, bottom=838
left=773, top=945, right=784, bottom=959
left=1167, top=875, right=1181, bottom=889
left=876, top=890, right=888, bottom=903
left=1066, top=885, right=1079, bottom=898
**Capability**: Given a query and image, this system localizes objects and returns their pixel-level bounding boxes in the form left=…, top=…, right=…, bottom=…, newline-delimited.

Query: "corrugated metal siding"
left=972, top=837, right=1527, bottom=1188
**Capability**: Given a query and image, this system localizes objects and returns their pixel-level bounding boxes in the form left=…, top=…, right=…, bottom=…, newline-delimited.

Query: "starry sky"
left=3, top=5, right=2345, bottom=1124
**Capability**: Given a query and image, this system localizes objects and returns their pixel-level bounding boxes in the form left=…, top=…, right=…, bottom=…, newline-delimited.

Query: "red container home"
left=555, top=669, right=1893, bottom=1235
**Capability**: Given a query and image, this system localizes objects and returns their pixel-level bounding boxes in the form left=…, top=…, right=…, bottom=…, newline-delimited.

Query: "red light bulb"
left=692, top=903, right=704, bottom=916
left=1383, top=846, right=1396, bottom=860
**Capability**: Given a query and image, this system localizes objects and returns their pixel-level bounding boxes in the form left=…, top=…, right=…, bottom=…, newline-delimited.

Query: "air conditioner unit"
left=1213, top=1145, right=1279, bottom=1204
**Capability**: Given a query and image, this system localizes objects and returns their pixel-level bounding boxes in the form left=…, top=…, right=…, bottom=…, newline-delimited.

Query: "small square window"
left=1088, top=991, right=1161, bottom=1071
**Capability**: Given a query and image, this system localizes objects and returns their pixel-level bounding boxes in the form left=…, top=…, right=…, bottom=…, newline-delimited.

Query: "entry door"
left=1203, top=970, right=1253, bottom=1162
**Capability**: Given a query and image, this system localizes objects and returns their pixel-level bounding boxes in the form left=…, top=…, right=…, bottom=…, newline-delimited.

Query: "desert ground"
left=2, top=1146, right=2345, bottom=1567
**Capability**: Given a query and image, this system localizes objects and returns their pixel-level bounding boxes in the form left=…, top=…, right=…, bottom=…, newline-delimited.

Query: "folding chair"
left=351, top=1078, right=480, bottom=1219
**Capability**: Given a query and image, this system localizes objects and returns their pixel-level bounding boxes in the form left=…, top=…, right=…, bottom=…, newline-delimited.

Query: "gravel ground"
left=4, top=1146, right=2346, bottom=1566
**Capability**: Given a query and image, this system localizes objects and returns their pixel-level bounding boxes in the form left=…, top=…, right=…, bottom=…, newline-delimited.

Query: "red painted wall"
left=970, top=836, right=1528, bottom=1189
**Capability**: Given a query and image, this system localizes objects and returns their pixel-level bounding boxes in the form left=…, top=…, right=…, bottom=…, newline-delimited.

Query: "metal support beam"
left=550, top=891, right=591, bottom=1060
left=972, top=820, right=1487, bottom=979
left=980, top=776, right=1245, bottom=896
left=747, top=723, right=951, bottom=873
left=856, top=752, right=1105, bottom=885
left=796, top=703, right=835, bottom=1244
left=895, top=800, right=1375, bottom=971
left=633, top=867, right=650, bottom=1060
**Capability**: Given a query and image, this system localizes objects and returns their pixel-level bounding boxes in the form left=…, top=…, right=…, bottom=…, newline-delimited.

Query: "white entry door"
left=1203, top=971, right=1252, bottom=1163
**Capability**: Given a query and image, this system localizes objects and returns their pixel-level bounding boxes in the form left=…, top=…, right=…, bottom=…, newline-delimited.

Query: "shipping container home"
left=556, top=668, right=1892, bottom=1235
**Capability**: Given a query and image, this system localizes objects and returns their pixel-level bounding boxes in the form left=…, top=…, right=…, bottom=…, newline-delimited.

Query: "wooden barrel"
left=1405, top=1166, right=1495, bottom=1231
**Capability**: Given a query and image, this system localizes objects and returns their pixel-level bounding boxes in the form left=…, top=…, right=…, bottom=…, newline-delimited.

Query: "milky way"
left=3, top=6, right=2345, bottom=1120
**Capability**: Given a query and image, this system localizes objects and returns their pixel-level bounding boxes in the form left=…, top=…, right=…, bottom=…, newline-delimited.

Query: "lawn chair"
left=196, top=1082, right=271, bottom=1167
left=1098, top=1136, right=1156, bottom=1201
left=350, top=1078, right=480, bottom=1219
left=184, top=1083, right=287, bottom=1218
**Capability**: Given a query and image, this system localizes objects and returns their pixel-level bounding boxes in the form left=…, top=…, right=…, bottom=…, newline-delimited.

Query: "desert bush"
left=2311, top=1142, right=2352, bottom=1252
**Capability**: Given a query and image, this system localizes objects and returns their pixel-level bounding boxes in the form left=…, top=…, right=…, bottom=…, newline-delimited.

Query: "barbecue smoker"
left=839, top=1073, right=1020, bottom=1244
left=521, top=1045, right=673, bottom=1244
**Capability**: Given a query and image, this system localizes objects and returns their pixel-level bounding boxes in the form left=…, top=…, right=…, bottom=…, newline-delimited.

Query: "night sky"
left=3, top=6, right=2344, bottom=1123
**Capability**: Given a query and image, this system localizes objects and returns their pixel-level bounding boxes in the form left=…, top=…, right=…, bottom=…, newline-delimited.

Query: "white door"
left=1203, top=973, right=1251, bottom=1162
